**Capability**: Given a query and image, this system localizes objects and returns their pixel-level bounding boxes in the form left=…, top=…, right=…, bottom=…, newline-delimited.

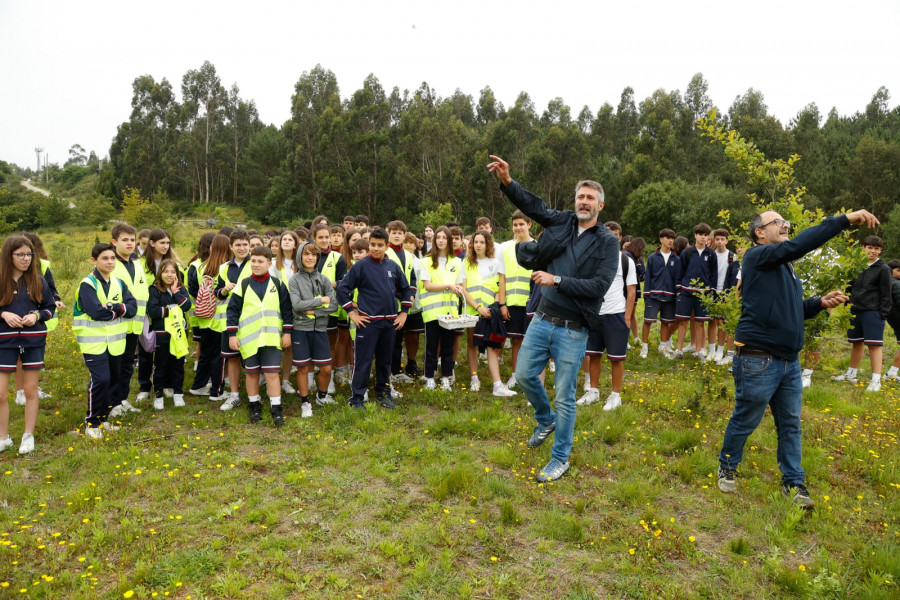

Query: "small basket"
left=438, top=314, right=479, bottom=330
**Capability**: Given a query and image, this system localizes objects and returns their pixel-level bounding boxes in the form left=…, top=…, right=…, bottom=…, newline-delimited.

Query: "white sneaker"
left=492, top=384, right=516, bottom=397
left=209, top=392, right=227, bottom=402
left=315, top=393, right=336, bottom=406
left=577, top=389, right=601, bottom=406
left=716, top=354, right=733, bottom=367
left=0, top=435, right=13, bottom=452
left=867, top=379, right=882, bottom=393
left=85, top=427, right=103, bottom=440
left=120, top=400, right=141, bottom=413
left=135, top=391, right=151, bottom=402
left=425, top=378, right=436, bottom=391
left=639, top=345, right=648, bottom=359
left=470, top=377, right=481, bottom=392
left=831, top=372, right=858, bottom=384
left=108, top=404, right=127, bottom=418
left=801, top=374, right=812, bottom=389
left=173, top=394, right=185, bottom=407
left=441, top=378, right=452, bottom=391
left=153, top=397, right=164, bottom=410
left=390, top=385, right=402, bottom=399
left=101, top=422, right=120, bottom=431
left=658, top=344, right=671, bottom=357
left=391, top=373, right=414, bottom=385
left=18, top=433, right=34, bottom=455
left=671, top=350, right=683, bottom=359
left=683, top=344, right=696, bottom=354
left=164, top=388, right=174, bottom=398
left=282, top=380, right=297, bottom=395
left=301, top=402, right=313, bottom=418
left=220, top=395, right=241, bottom=411
left=694, top=347, right=709, bottom=360
left=327, top=380, right=336, bottom=395
left=15, top=390, right=26, bottom=406
left=603, top=393, right=622, bottom=411
left=189, top=383, right=211, bottom=396
left=583, top=378, right=591, bottom=393
left=506, top=374, right=517, bottom=389
left=883, top=372, right=900, bottom=382
left=38, top=387, right=51, bottom=399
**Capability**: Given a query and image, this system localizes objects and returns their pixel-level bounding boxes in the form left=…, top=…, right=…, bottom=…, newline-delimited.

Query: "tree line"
left=5, top=60, right=900, bottom=244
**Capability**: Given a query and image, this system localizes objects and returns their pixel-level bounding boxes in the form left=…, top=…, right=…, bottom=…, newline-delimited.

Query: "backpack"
left=193, top=275, right=217, bottom=319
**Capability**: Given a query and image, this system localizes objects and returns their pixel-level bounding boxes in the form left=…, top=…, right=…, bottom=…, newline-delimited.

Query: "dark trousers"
left=115, top=333, right=139, bottom=404
left=137, top=342, right=153, bottom=393
left=350, top=320, right=395, bottom=405
left=391, top=325, right=405, bottom=375
left=192, top=327, right=223, bottom=393
left=153, top=337, right=185, bottom=396
left=424, top=320, right=455, bottom=378
left=83, top=351, right=123, bottom=427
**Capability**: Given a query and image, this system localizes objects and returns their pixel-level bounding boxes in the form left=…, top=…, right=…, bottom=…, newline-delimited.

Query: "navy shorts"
left=243, top=346, right=283, bottom=374
left=0, top=346, right=45, bottom=372
left=586, top=313, right=629, bottom=361
left=327, top=315, right=339, bottom=331
left=847, top=309, right=885, bottom=346
left=221, top=333, right=240, bottom=358
left=643, top=297, right=676, bottom=323
left=675, top=293, right=710, bottom=321
left=403, top=311, right=425, bottom=334
left=291, top=330, right=332, bottom=367
left=505, top=306, right=528, bottom=337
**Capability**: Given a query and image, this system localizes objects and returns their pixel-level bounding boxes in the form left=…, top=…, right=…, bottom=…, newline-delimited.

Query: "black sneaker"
left=782, top=483, right=815, bottom=509
left=270, top=404, right=284, bottom=427
left=248, top=401, right=263, bottom=424
left=717, top=468, right=737, bottom=493
left=350, top=402, right=366, bottom=412
left=376, top=394, right=396, bottom=410
left=405, top=362, right=421, bottom=378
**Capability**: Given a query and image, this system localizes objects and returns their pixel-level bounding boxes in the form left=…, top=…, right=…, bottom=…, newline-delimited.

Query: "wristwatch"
left=553, top=276, right=561, bottom=287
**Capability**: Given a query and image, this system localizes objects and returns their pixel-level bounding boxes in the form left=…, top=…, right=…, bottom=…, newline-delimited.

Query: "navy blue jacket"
left=735, top=215, right=849, bottom=361
left=644, top=249, right=682, bottom=301
left=337, top=255, right=413, bottom=320
left=500, top=180, right=620, bottom=331
left=677, top=245, right=717, bottom=294
left=0, top=277, right=56, bottom=349
left=147, top=285, right=192, bottom=336
left=848, top=258, right=892, bottom=319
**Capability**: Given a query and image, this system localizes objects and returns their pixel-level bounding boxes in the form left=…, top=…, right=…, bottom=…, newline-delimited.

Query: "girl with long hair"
left=147, top=259, right=192, bottom=410
left=188, top=234, right=232, bottom=400
left=0, top=236, right=56, bottom=454
left=419, top=227, right=463, bottom=391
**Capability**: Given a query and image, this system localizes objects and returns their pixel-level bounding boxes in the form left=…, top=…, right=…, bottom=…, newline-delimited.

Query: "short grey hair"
left=575, top=180, right=605, bottom=205
left=748, top=213, right=764, bottom=244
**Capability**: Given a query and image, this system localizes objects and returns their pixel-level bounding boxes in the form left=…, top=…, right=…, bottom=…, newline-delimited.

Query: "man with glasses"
left=717, top=208, right=879, bottom=508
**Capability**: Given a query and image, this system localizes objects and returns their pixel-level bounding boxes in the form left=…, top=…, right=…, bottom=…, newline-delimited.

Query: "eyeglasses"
left=13, top=253, right=34, bottom=259
left=760, top=218, right=790, bottom=230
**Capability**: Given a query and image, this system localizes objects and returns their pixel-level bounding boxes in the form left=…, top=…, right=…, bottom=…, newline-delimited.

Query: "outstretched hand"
left=820, top=290, right=848, bottom=309
left=846, top=209, right=879, bottom=228
left=486, top=155, right=512, bottom=186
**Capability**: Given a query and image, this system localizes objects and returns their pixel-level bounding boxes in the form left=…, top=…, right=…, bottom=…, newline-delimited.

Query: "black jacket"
left=848, top=258, right=892, bottom=319
left=501, top=180, right=620, bottom=331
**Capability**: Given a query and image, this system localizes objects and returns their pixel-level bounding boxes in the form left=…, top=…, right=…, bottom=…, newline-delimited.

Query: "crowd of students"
left=1, top=213, right=897, bottom=454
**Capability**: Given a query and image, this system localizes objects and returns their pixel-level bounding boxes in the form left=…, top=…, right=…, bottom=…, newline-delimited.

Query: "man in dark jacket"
left=717, top=208, right=878, bottom=509
left=487, top=155, right=619, bottom=483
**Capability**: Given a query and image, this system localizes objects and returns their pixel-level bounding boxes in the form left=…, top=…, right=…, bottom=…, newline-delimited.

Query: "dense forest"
left=3, top=60, right=899, bottom=243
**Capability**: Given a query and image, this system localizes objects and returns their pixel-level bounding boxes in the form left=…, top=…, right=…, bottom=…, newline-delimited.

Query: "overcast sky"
left=1, top=0, right=898, bottom=170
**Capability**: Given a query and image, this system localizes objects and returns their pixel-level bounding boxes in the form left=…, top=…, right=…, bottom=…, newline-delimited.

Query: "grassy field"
left=1, top=227, right=898, bottom=599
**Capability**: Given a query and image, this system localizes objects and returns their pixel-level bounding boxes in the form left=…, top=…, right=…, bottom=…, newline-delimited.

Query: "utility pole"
left=44, top=153, right=49, bottom=183
left=34, top=147, right=43, bottom=176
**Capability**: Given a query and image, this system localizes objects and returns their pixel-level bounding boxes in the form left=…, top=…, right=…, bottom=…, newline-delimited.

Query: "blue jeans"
left=515, top=314, right=589, bottom=463
left=719, top=353, right=805, bottom=486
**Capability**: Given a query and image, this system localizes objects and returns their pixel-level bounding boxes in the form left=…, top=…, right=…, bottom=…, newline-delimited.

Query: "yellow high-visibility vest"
left=463, top=260, right=499, bottom=316
left=419, top=256, right=462, bottom=323
left=234, top=277, right=283, bottom=360
left=502, top=241, right=533, bottom=308
left=72, top=275, right=128, bottom=356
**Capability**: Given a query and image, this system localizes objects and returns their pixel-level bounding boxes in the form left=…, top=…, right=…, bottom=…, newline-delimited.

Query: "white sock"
left=229, top=391, right=240, bottom=398
left=641, top=342, right=648, bottom=350
left=426, top=378, right=435, bottom=385
left=708, top=343, right=716, bottom=354
left=847, top=367, right=858, bottom=378
left=493, top=381, right=503, bottom=389
left=802, top=368, right=813, bottom=377
left=270, top=395, right=281, bottom=406
left=249, top=395, right=261, bottom=403
left=717, top=344, right=726, bottom=355
left=608, top=391, right=621, bottom=399
left=871, top=373, right=881, bottom=382
left=889, top=366, right=899, bottom=377
left=589, top=387, right=599, bottom=394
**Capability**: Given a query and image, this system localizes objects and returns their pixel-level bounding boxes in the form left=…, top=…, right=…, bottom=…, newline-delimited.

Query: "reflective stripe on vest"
left=113, top=257, right=149, bottom=334
left=212, top=261, right=249, bottom=333
left=235, top=278, right=283, bottom=359
left=464, top=261, right=499, bottom=315
left=39, top=259, right=59, bottom=332
left=72, top=275, right=128, bottom=355
left=502, top=242, right=532, bottom=307
left=419, top=257, right=461, bottom=323
left=386, top=247, right=414, bottom=311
